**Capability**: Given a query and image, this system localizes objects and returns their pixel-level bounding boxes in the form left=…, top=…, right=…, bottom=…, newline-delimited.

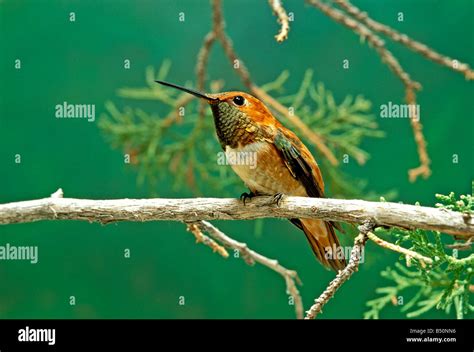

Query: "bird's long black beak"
left=155, top=80, right=219, bottom=102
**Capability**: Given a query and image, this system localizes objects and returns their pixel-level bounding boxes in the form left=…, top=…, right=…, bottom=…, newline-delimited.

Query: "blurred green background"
left=0, top=0, right=472, bottom=319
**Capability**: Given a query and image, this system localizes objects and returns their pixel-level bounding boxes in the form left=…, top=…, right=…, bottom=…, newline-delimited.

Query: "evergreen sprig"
left=365, top=193, right=473, bottom=319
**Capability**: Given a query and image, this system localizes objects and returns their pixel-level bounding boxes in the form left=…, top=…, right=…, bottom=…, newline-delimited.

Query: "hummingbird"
left=156, top=80, right=346, bottom=271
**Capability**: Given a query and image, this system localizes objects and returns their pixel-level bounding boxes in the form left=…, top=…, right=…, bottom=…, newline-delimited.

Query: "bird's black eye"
left=232, top=95, right=245, bottom=106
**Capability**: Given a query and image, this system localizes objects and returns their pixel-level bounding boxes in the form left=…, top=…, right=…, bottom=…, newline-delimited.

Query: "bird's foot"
left=240, top=192, right=256, bottom=206
left=271, top=193, right=285, bottom=207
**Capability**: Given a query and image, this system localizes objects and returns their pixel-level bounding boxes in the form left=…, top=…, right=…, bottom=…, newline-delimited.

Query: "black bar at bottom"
left=0, top=319, right=471, bottom=351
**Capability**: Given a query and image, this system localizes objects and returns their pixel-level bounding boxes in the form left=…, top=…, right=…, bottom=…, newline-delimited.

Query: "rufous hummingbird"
left=156, top=80, right=346, bottom=271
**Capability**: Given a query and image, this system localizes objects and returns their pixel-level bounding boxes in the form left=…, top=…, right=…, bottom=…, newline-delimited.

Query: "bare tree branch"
left=334, top=0, right=474, bottom=80
left=305, top=221, right=374, bottom=319
left=0, top=191, right=472, bottom=237
left=1, top=189, right=471, bottom=319
left=196, top=32, right=217, bottom=93
left=308, top=0, right=420, bottom=90
left=188, top=220, right=303, bottom=319
left=307, top=0, right=432, bottom=181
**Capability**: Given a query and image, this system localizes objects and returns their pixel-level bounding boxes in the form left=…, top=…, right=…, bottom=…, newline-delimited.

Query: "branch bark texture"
left=0, top=194, right=472, bottom=237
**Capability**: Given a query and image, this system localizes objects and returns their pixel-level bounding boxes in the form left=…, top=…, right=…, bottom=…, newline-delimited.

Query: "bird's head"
left=155, top=80, right=276, bottom=125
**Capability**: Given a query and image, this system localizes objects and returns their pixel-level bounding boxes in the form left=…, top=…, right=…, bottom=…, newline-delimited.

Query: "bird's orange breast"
left=225, top=142, right=306, bottom=196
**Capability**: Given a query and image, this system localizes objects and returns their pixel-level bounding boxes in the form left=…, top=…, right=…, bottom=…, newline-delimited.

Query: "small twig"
left=305, top=221, right=374, bottom=319
left=268, top=0, right=290, bottom=43
left=367, top=231, right=433, bottom=265
left=334, top=0, right=474, bottom=80
left=50, top=188, right=64, bottom=198
left=189, top=220, right=304, bottom=319
left=196, top=32, right=217, bottom=93
left=218, top=34, right=254, bottom=89
left=186, top=223, right=229, bottom=258
left=446, top=236, right=473, bottom=251
left=195, top=32, right=217, bottom=118
left=406, top=88, right=431, bottom=181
